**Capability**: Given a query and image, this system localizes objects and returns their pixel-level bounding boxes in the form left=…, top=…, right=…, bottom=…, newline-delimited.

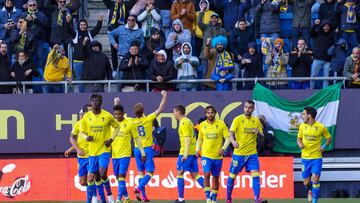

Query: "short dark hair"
left=173, top=105, right=186, bottom=115
left=245, top=100, right=255, bottom=106
left=89, top=94, right=102, bottom=101
left=238, top=18, right=246, bottom=23
left=304, top=107, right=317, bottom=119
left=204, top=105, right=217, bottom=114
left=82, top=104, right=91, bottom=113
left=113, top=104, right=124, bottom=112
left=298, top=38, right=306, bottom=44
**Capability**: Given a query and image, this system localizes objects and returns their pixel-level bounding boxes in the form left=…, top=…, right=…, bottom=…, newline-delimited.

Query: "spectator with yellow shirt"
left=196, top=105, right=230, bottom=203
left=297, top=107, right=331, bottom=203
left=43, top=44, right=72, bottom=93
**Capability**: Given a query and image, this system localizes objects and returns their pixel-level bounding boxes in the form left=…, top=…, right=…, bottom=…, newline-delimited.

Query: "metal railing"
left=0, top=77, right=350, bottom=94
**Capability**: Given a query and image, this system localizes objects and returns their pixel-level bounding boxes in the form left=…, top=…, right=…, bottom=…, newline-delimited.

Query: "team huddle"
left=65, top=91, right=331, bottom=203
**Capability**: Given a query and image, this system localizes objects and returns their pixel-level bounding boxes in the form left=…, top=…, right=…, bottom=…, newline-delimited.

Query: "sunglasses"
left=28, top=4, right=36, bottom=7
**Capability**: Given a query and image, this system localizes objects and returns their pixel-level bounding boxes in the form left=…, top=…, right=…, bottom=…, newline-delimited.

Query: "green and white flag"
left=252, top=83, right=342, bottom=153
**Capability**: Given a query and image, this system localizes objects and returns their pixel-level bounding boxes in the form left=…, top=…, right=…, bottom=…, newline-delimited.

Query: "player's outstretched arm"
left=70, top=135, right=85, bottom=156
left=229, top=131, right=239, bottom=148
left=154, top=90, right=168, bottom=116
left=114, top=97, right=121, bottom=106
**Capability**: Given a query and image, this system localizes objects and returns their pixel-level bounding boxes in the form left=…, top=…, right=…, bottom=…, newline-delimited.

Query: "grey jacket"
left=343, top=56, right=360, bottom=79
left=256, top=1, right=281, bottom=34
left=165, top=19, right=192, bottom=61
left=289, top=0, right=314, bottom=28
left=174, top=42, right=199, bottom=89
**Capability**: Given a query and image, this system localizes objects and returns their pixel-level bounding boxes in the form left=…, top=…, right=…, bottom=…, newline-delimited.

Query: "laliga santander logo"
left=74, top=170, right=202, bottom=191
left=0, top=164, right=31, bottom=198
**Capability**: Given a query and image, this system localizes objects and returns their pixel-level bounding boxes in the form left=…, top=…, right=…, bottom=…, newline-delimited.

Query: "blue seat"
left=280, top=12, right=293, bottom=38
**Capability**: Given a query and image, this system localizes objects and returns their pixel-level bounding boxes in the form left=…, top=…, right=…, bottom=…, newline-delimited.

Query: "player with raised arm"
left=173, top=105, right=204, bottom=203
left=196, top=106, right=230, bottom=203
left=81, top=94, right=120, bottom=203
left=297, top=107, right=331, bottom=203
left=226, top=100, right=267, bottom=203
left=132, top=90, right=168, bottom=202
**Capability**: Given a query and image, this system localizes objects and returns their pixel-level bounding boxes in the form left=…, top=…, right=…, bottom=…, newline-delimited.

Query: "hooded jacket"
left=174, top=42, right=199, bottom=89
left=256, top=0, right=281, bottom=34
left=311, top=20, right=335, bottom=61
left=165, top=19, right=192, bottom=60
left=230, top=21, right=255, bottom=62
left=149, top=50, right=177, bottom=90
left=240, top=42, right=264, bottom=78
left=289, top=48, right=313, bottom=77
left=108, top=22, right=145, bottom=56
left=82, top=41, right=112, bottom=81
left=72, top=20, right=102, bottom=61
left=193, top=0, right=217, bottom=38
left=171, top=0, right=196, bottom=32
left=197, top=11, right=227, bottom=59
left=327, top=38, right=348, bottom=71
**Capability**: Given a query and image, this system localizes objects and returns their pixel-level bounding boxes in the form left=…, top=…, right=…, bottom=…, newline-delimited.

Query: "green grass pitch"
left=4, top=199, right=360, bottom=203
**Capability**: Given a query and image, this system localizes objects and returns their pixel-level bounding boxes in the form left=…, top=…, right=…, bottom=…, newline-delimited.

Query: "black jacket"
left=119, top=52, right=148, bottom=88
left=311, top=21, right=335, bottom=61
left=0, top=53, right=11, bottom=93
left=143, top=38, right=165, bottom=63
left=230, top=27, right=255, bottom=62
left=11, top=60, right=39, bottom=82
left=21, top=10, right=49, bottom=41
left=289, top=49, right=313, bottom=77
left=240, top=52, right=264, bottom=78
left=82, top=41, right=112, bottom=80
left=72, top=20, right=102, bottom=60
left=103, top=0, right=134, bottom=31
left=10, top=29, right=36, bottom=55
left=149, top=59, right=176, bottom=90
left=318, top=0, right=339, bottom=29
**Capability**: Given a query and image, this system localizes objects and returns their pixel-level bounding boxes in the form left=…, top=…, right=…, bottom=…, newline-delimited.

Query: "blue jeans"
left=291, top=81, right=310, bottom=89
left=261, top=33, right=280, bottom=40
left=311, top=59, right=330, bottom=89
left=292, top=27, right=311, bottom=49
left=73, top=61, right=84, bottom=92
left=43, top=84, right=64, bottom=93
left=342, top=31, right=358, bottom=55
left=178, top=87, right=197, bottom=92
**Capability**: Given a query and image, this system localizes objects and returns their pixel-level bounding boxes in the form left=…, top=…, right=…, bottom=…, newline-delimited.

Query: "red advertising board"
left=0, top=157, right=293, bottom=201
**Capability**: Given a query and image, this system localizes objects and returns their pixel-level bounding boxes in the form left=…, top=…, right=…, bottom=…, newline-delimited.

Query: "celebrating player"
left=226, top=100, right=267, bottom=203
left=81, top=94, right=120, bottom=203
left=173, top=105, right=204, bottom=203
left=196, top=106, right=230, bottom=203
left=297, top=107, right=331, bottom=203
left=65, top=104, right=97, bottom=203
left=132, top=90, right=168, bottom=202
left=104, top=103, right=146, bottom=203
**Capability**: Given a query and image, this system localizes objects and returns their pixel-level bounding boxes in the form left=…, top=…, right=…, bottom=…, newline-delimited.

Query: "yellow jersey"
left=298, top=121, right=331, bottom=159
left=199, top=119, right=229, bottom=159
left=81, top=110, right=119, bottom=156
left=71, top=120, right=89, bottom=158
left=111, top=117, right=137, bottom=158
left=131, top=113, right=157, bottom=148
left=178, top=117, right=196, bottom=156
left=230, top=114, right=263, bottom=156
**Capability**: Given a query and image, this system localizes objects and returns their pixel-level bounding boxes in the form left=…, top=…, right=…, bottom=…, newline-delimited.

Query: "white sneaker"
left=307, top=190, right=313, bottom=202
left=206, top=199, right=211, bottom=203
left=91, top=196, right=98, bottom=203
left=108, top=195, right=115, bottom=203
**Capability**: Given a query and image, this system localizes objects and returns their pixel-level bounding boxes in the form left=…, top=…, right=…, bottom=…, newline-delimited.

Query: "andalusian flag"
left=252, top=83, right=342, bottom=153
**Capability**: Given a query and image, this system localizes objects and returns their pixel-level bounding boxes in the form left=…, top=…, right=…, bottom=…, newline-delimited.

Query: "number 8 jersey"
left=131, top=112, right=157, bottom=148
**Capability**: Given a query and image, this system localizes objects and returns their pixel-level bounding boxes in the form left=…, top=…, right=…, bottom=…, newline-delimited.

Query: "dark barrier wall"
left=0, top=90, right=359, bottom=153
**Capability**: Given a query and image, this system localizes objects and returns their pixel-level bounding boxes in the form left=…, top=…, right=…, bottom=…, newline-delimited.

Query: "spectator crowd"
left=1, top=0, right=360, bottom=94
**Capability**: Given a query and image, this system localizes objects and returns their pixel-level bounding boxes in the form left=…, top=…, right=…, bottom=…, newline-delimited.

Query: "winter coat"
left=118, top=51, right=148, bottom=88
left=21, top=10, right=48, bottom=41
left=288, top=48, right=313, bottom=77
left=240, top=52, right=264, bottom=78
left=45, top=0, right=80, bottom=44
left=149, top=59, right=177, bottom=90
left=10, top=60, right=39, bottom=82
left=171, top=0, right=196, bottom=32
left=214, top=0, right=251, bottom=31
left=103, top=0, right=134, bottom=31
left=137, top=7, right=161, bottom=38
left=335, top=1, right=360, bottom=31
left=10, top=29, right=36, bottom=55
left=327, top=38, right=348, bottom=72
left=154, top=0, right=173, bottom=10
left=108, top=23, right=145, bottom=56
left=265, top=51, right=289, bottom=86
left=343, top=55, right=359, bottom=79
left=197, top=11, right=227, bottom=59
left=311, top=21, right=335, bottom=61
left=289, top=0, right=314, bottom=28
left=210, top=67, right=234, bottom=91
left=0, top=53, right=11, bottom=93
left=143, top=37, right=165, bottom=63
left=72, top=20, right=102, bottom=61
left=230, top=22, right=255, bottom=62
left=82, top=41, right=112, bottom=81
left=319, top=0, right=339, bottom=29
left=174, top=42, right=199, bottom=89
left=193, top=0, right=218, bottom=38
left=0, top=6, right=22, bottom=39
left=256, top=0, right=281, bottom=34
left=165, top=19, right=192, bottom=60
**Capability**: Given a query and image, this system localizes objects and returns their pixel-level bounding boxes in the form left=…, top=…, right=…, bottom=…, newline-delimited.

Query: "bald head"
left=352, top=47, right=360, bottom=60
